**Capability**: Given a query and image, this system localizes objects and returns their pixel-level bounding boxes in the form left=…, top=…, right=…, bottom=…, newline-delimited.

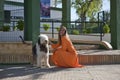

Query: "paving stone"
left=0, top=64, right=120, bottom=80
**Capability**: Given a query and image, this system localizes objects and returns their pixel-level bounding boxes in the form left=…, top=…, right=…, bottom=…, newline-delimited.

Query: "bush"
left=84, top=28, right=93, bottom=33
left=13, top=26, right=18, bottom=31
left=16, top=20, right=24, bottom=31
left=56, top=27, right=60, bottom=32
left=82, top=29, right=87, bottom=34
left=88, top=28, right=92, bottom=33
left=2, top=25, right=10, bottom=31
left=0, top=27, right=3, bottom=31
left=43, top=24, right=50, bottom=31
left=72, top=29, right=79, bottom=35
left=103, top=23, right=110, bottom=33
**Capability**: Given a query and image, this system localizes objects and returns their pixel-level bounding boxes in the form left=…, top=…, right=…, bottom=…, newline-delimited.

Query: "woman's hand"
left=52, top=48, right=57, bottom=53
left=52, top=46, right=62, bottom=53
left=49, top=41, right=53, bottom=45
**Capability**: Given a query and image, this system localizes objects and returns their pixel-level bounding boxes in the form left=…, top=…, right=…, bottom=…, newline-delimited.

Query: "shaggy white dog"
left=32, top=34, right=50, bottom=68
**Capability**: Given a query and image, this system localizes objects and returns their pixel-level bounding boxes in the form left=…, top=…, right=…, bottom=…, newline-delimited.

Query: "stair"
left=0, top=42, right=120, bottom=65
left=49, top=50, right=120, bottom=65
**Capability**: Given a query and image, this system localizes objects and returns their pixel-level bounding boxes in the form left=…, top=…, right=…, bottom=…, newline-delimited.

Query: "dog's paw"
left=46, top=64, right=51, bottom=68
left=39, top=65, right=50, bottom=68
left=31, top=63, right=37, bottom=67
left=36, top=64, right=41, bottom=68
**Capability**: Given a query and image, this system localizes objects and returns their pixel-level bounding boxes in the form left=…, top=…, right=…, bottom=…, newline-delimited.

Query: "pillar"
left=110, top=0, right=120, bottom=49
left=24, top=0, right=40, bottom=45
left=0, top=0, right=4, bottom=28
left=62, top=0, right=71, bottom=28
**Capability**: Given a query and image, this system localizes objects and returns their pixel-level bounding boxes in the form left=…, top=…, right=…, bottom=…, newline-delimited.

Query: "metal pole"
left=52, top=20, right=54, bottom=38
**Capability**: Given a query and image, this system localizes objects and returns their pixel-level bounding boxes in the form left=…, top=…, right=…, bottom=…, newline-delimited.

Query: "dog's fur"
left=32, top=34, right=50, bottom=68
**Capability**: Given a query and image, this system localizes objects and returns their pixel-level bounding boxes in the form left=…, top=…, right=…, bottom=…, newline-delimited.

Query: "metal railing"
left=0, top=20, right=105, bottom=42
left=40, top=20, right=105, bottom=40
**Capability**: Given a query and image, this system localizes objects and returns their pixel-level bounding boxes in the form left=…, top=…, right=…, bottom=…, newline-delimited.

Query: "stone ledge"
left=0, top=42, right=118, bottom=65
left=49, top=38, right=113, bottom=50
left=0, top=53, right=120, bottom=65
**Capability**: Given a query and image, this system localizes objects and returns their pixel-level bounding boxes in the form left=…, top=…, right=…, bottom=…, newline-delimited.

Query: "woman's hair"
left=58, top=25, right=68, bottom=45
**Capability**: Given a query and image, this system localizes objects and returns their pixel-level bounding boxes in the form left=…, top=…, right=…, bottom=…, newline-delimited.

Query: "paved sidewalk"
left=0, top=64, right=120, bottom=80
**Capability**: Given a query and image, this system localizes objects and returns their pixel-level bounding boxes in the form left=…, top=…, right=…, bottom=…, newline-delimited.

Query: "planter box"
left=0, top=42, right=32, bottom=64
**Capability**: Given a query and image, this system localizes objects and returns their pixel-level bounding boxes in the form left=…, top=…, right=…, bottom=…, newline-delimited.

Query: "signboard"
left=40, top=0, right=50, bottom=18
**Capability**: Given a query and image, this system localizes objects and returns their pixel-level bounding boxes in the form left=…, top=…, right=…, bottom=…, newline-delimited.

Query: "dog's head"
left=38, top=34, right=49, bottom=45
left=38, top=34, right=49, bottom=53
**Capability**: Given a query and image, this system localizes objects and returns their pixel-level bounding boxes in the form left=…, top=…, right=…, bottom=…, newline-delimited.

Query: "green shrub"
left=16, top=20, right=24, bottom=31
left=86, top=28, right=93, bottom=33
left=82, top=29, right=87, bottom=34
left=56, top=27, right=60, bottom=32
left=72, top=29, right=79, bottom=35
left=0, top=27, right=3, bottom=31
left=43, top=24, right=50, bottom=31
left=2, top=25, right=10, bottom=31
left=82, top=28, right=93, bottom=34
left=103, top=23, right=110, bottom=33
left=13, top=26, right=18, bottom=31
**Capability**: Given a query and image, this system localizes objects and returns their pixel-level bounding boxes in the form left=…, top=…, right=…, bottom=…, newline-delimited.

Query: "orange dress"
left=51, top=36, right=83, bottom=68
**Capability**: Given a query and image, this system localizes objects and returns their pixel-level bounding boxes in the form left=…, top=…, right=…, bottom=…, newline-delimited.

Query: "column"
left=62, top=0, right=71, bottom=28
left=24, top=0, right=40, bottom=45
left=110, top=0, right=120, bottom=49
left=0, top=0, right=4, bottom=28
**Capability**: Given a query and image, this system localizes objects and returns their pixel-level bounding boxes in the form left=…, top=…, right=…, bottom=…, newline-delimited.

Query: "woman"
left=50, top=25, right=83, bottom=68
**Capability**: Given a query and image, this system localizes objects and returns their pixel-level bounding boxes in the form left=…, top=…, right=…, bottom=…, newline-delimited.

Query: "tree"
left=72, top=0, right=102, bottom=22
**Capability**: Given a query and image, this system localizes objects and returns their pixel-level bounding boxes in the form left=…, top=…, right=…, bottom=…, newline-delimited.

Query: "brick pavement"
left=0, top=50, right=120, bottom=80
left=0, top=64, right=120, bottom=80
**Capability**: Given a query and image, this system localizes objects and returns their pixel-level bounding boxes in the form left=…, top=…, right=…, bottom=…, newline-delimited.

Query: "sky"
left=102, top=0, right=110, bottom=11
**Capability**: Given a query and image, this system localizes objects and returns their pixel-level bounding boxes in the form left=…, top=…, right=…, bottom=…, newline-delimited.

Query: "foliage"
left=72, top=0, right=102, bottom=21
left=86, top=28, right=92, bottom=33
left=16, top=20, right=24, bottom=31
left=83, top=22, right=97, bottom=33
left=43, top=24, right=50, bottom=31
left=72, top=29, right=79, bottom=35
left=82, top=29, right=87, bottom=34
left=13, top=26, right=18, bottom=31
left=56, top=27, right=60, bottom=32
left=2, top=25, right=10, bottom=31
left=0, top=27, right=3, bottom=31
left=103, top=23, right=110, bottom=33
left=91, top=26, right=100, bottom=33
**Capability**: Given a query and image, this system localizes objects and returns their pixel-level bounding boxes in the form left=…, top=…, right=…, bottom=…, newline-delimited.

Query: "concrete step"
left=1, top=50, right=120, bottom=65
left=0, top=42, right=118, bottom=65
left=49, top=38, right=113, bottom=50
left=49, top=50, right=120, bottom=65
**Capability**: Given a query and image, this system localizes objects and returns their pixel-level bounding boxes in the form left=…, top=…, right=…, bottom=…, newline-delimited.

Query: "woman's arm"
left=51, top=44, right=61, bottom=53
left=50, top=42, right=60, bottom=48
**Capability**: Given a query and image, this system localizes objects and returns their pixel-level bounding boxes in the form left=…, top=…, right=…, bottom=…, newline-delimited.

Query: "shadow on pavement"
left=0, top=64, right=68, bottom=80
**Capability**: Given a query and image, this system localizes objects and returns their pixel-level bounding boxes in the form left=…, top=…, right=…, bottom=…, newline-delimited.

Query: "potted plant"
left=72, top=29, right=79, bottom=35
left=16, top=20, right=24, bottom=31
left=56, top=27, right=60, bottom=32
left=2, top=25, right=10, bottom=31
left=43, top=24, right=50, bottom=31
left=103, top=23, right=110, bottom=33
